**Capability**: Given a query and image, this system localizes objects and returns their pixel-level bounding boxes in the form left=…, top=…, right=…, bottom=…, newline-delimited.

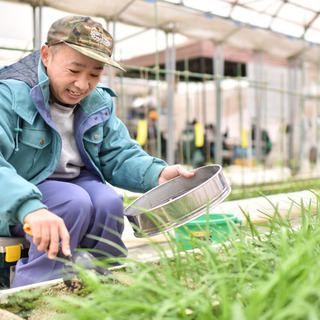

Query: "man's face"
left=41, top=44, right=105, bottom=105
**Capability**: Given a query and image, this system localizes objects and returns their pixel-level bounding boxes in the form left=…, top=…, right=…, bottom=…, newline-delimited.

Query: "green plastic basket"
left=174, top=213, right=242, bottom=250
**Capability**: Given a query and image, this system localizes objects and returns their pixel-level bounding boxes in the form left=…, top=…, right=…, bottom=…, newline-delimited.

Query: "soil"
left=27, top=282, right=81, bottom=320
left=2, top=271, right=124, bottom=320
left=0, top=282, right=73, bottom=320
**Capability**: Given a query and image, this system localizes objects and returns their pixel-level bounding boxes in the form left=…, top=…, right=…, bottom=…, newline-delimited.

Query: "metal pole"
left=105, top=20, right=113, bottom=88
left=316, top=47, right=320, bottom=169
left=32, top=6, right=36, bottom=50
left=299, top=42, right=306, bottom=173
left=165, top=31, right=176, bottom=164
left=184, top=58, right=191, bottom=166
left=237, top=63, right=245, bottom=185
left=110, top=19, right=125, bottom=122
left=213, top=42, right=224, bottom=165
left=32, top=5, right=42, bottom=50
left=288, top=59, right=294, bottom=168
left=253, top=50, right=264, bottom=163
left=154, top=0, right=162, bottom=159
left=287, top=58, right=300, bottom=172
left=280, top=74, right=285, bottom=172
left=203, top=79, right=209, bottom=162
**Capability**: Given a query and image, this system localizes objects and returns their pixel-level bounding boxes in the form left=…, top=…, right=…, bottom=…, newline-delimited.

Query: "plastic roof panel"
left=290, top=0, right=320, bottom=12
left=2, top=0, right=320, bottom=64
left=43, top=0, right=135, bottom=20
left=214, top=0, right=320, bottom=43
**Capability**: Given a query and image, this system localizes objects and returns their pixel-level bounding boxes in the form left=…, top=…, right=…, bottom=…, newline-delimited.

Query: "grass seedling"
left=3, top=193, right=320, bottom=320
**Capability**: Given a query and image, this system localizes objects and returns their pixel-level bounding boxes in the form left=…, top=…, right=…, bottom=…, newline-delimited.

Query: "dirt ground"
left=1, top=281, right=74, bottom=320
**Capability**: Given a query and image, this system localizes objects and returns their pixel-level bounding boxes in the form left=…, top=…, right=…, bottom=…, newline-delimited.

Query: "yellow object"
left=194, top=123, right=204, bottom=148
left=136, top=120, right=148, bottom=146
left=241, top=128, right=248, bottom=148
left=234, top=158, right=257, bottom=167
left=190, top=230, right=210, bottom=238
left=5, top=245, right=21, bottom=263
left=23, top=223, right=32, bottom=236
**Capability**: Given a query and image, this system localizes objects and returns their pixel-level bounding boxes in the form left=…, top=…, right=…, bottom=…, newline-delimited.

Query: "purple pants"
left=10, top=169, right=127, bottom=287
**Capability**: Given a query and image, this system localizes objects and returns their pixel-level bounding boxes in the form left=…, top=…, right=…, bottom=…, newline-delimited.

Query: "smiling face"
left=41, top=43, right=105, bottom=105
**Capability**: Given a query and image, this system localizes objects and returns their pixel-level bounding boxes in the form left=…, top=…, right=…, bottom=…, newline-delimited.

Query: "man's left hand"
left=158, top=164, right=195, bottom=185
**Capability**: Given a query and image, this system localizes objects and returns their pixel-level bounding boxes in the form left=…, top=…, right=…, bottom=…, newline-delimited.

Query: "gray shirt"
left=49, top=102, right=84, bottom=179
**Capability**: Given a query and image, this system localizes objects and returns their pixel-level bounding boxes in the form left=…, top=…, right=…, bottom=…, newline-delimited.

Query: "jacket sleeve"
left=98, top=89, right=168, bottom=193
left=0, top=83, right=47, bottom=231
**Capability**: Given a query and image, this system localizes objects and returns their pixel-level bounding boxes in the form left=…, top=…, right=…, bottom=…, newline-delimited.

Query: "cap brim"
left=65, top=42, right=126, bottom=72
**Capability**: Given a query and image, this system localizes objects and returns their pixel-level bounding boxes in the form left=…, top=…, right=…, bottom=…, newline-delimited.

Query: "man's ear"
left=40, top=45, right=50, bottom=67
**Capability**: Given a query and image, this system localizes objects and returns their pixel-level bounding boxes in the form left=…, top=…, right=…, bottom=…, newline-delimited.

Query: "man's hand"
left=158, top=164, right=195, bottom=185
left=24, top=209, right=70, bottom=259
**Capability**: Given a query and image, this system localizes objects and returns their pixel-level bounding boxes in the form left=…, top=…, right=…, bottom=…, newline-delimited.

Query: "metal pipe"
left=165, top=31, right=176, bottom=165
left=32, top=5, right=42, bottom=50
left=120, top=65, right=318, bottom=99
left=237, top=64, right=245, bottom=186
left=184, top=58, right=191, bottom=166
left=280, top=74, right=285, bottom=171
left=317, top=47, right=320, bottom=168
left=253, top=50, right=264, bottom=163
left=213, top=42, right=224, bottom=165
left=299, top=41, right=306, bottom=172
left=154, top=0, right=162, bottom=159
left=0, top=47, right=33, bottom=53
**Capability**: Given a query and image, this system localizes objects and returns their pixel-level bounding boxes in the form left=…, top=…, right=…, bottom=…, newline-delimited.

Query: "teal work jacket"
left=0, top=51, right=167, bottom=236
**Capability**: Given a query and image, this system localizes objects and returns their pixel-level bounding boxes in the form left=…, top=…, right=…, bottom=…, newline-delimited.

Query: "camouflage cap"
left=46, top=15, right=125, bottom=72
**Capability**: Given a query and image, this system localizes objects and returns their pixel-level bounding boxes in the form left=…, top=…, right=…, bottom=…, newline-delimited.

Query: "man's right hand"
left=24, top=209, right=70, bottom=259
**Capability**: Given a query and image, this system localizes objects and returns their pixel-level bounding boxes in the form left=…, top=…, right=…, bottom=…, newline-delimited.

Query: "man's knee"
left=95, top=190, right=124, bottom=219
left=59, top=190, right=93, bottom=230
left=108, top=193, right=124, bottom=217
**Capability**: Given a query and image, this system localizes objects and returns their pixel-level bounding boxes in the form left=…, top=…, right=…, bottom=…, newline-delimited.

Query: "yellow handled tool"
left=23, top=223, right=32, bottom=236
